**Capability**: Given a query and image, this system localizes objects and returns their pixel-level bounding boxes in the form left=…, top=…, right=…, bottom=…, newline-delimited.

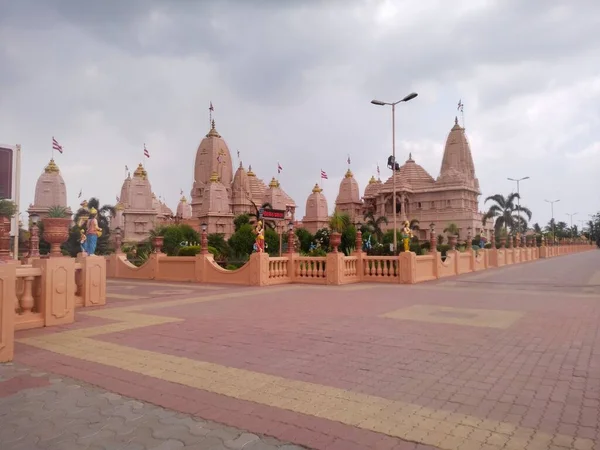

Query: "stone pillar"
left=399, top=251, right=416, bottom=284
left=355, top=229, right=363, bottom=253
left=0, top=263, right=16, bottom=362
left=201, top=229, right=208, bottom=255
left=0, top=217, right=10, bottom=261
left=28, top=222, right=41, bottom=258
left=32, top=257, right=75, bottom=327
left=114, top=227, right=123, bottom=254
left=429, top=226, right=437, bottom=252
left=76, top=255, right=107, bottom=307
left=507, top=236, right=513, bottom=249
left=287, top=229, right=295, bottom=255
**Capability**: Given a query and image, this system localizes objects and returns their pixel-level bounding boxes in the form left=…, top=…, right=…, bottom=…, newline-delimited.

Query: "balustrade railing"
left=295, top=257, right=327, bottom=282
left=363, top=256, right=399, bottom=280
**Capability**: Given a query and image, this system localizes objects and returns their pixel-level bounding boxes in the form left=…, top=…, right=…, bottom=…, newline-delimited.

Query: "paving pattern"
left=0, top=362, right=305, bottom=450
left=7, top=250, right=600, bottom=450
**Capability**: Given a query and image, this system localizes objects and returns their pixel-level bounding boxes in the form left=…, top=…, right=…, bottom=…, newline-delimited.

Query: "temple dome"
left=199, top=172, right=232, bottom=216
left=232, top=162, right=252, bottom=208
left=30, top=159, right=69, bottom=211
left=364, top=175, right=382, bottom=198
left=176, top=195, right=192, bottom=219
left=193, top=120, right=233, bottom=189
left=336, top=169, right=361, bottom=204
left=262, top=177, right=295, bottom=211
left=121, top=163, right=154, bottom=210
left=304, top=183, right=328, bottom=220
left=437, top=117, right=479, bottom=190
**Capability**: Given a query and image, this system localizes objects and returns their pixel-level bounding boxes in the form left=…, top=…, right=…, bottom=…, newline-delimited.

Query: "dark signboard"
left=259, top=208, right=286, bottom=220
left=0, top=147, right=13, bottom=199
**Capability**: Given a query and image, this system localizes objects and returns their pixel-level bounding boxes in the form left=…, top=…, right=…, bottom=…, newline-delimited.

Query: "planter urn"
left=330, top=232, right=342, bottom=253
left=448, top=235, right=458, bottom=251
left=42, top=218, right=71, bottom=257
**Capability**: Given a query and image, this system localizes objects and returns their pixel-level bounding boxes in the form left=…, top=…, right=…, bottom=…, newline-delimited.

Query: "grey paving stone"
left=0, top=362, right=310, bottom=450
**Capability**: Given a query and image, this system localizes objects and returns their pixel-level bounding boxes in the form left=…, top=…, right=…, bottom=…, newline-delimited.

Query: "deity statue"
left=81, top=207, right=102, bottom=255
left=364, top=234, right=372, bottom=251
left=253, top=220, right=265, bottom=253
left=401, top=220, right=413, bottom=252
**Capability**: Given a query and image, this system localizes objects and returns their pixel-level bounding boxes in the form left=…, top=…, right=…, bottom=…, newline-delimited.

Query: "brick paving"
left=7, top=250, right=600, bottom=449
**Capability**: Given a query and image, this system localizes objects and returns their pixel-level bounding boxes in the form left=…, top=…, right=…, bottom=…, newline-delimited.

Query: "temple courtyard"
left=2, top=250, right=600, bottom=450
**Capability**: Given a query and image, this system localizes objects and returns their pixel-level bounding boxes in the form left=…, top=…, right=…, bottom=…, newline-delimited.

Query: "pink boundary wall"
left=0, top=255, right=106, bottom=362
left=106, top=243, right=596, bottom=287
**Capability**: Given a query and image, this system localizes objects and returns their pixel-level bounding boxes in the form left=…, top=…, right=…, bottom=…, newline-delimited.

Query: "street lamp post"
left=371, top=92, right=418, bottom=252
left=544, top=199, right=560, bottom=245
left=507, top=176, right=529, bottom=234
left=566, top=212, right=578, bottom=238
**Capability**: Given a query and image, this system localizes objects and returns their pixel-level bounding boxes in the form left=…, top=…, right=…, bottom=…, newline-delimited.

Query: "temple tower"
left=197, top=171, right=234, bottom=236
left=335, top=169, right=362, bottom=222
left=302, top=183, right=329, bottom=233
left=27, top=159, right=72, bottom=218
left=119, top=164, right=157, bottom=242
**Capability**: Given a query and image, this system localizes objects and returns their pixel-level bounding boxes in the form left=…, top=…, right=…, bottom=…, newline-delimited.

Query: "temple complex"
left=27, top=159, right=72, bottom=218
left=335, top=117, right=491, bottom=241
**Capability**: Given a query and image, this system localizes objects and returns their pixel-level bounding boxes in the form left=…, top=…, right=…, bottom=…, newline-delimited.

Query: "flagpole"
left=461, top=106, right=466, bottom=129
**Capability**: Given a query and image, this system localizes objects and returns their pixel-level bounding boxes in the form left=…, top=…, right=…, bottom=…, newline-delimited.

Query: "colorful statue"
left=253, top=220, right=265, bottom=253
left=364, top=234, right=372, bottom=251
left=81, top=207, right=102, bottom=255
left=401, top=220, right=413, bottom=252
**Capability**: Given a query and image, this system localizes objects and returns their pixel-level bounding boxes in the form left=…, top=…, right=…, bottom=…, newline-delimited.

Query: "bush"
left=225, top=264, right=238, bottom=270
left=228, top=223, right=255, bottom=256
left=436, top=243, right=450, bottom=257
left=178, top=245, right=200, bottom=256
left=295, top=228, right=314, bottom=253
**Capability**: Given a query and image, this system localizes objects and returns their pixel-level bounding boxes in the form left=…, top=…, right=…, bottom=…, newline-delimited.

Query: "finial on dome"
left=180, top=195, right=187, bottom=202
left=133, top=163, right=148, bottom=179
left=206, top=119, right=221, bottom=138
left=455, top=116, right=458, bottom=125
left=44, top=159, right=60, bottom=174
left=345, top=168, right=353, bottom=178
left=247, top=165, right=255, bottom=176
left=408, top=153, right=413, bottom=161
left=269, top=177, right=278, bottom=188
left=312, top=183, right=322, bottom=193
left=368, top=175, right=377, bottom=184
left=239, top=160, right=243, bottom=168
left=209, top=171, right=219, bottom=182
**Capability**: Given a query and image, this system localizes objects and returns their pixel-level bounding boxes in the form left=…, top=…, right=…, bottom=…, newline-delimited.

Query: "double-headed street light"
left=371, top=92, right=418, bottom=252
left=507, top=176, right=529, bottom=234
left=544, top=199, right=560, bottom=245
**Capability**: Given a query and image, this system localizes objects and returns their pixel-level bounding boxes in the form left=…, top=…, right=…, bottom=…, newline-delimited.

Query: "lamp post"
left=566, top=212, right=578, bottom=238
left=200, top=222, right=208, bottom=254
left=28, top=213, right=40, bottom=258
left=114, top=226, right=123, bottom=254
left=287, top=221, right=294, bottom=254
left=507, top=176, right=529, bottom=234
left=544, top=199, right=560, bottom=245
left=371, top=92, right=418, bottom=253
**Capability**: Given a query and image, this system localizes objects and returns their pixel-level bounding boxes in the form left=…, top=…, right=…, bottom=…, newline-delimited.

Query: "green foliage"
left=228, top=223, right=255, bottom=256
left=264, top=228, right=279, bottom=256
left=443, top=223, right=459, bottom=236
left=482, top=193, right=532, bottom=233
left=314, top=228, right=330, bottom=249
left=225, top=264, right=238, bottom=270
left=306, top=247, right=327, bottom=257
left=150, top=224, right=200, bottom=256
left=328, top=211, right=351, bottom=233
left=437, top=234, right=445, bottom=244
left=207, top=233, right=229, bottom=259
left=0, top=199, right=17, bottom=218
left=47, top=205, right=70, bottom=218
left=233, top=214, right=250, bottom=231
left=178, top=245, right=200, bottom=256
left=295, top=228, right=314, bottom=253
left=363, top=211, right=387, bottom=241
left=341, top=225, right=356, bottom=255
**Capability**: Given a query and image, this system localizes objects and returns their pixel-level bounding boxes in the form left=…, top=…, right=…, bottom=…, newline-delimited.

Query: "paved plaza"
left=2, top=250, right=600, bottom=450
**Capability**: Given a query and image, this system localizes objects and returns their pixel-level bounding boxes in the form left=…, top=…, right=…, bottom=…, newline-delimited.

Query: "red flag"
left=277, top=162, right=283, bottom=174
left=78, top=189, right=82, bottom=198
left=209, top=102, right=214, bottom=111
left=347, top=155, right=351, bottom=165
left=52, top=137, right=63, bottom=154
left=320, top=169, right=328, bottom=179
left=377, top=164, right=380, bottom=177
left=143, top=144, right=150, bottom=158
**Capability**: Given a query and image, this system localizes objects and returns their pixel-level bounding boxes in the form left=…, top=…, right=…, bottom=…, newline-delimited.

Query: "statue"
left=387, top=155, right=400, bottom=171
left=364, top=234, right=372, bottom=251
left=253, top=220, right=265, bottom=253
left=401, top=220, right=413, bottom=252
left=81, top=207, right=102, bottom=255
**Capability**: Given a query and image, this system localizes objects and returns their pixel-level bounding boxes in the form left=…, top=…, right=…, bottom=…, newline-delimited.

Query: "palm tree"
left=533, top=223, right=542, bottom=234
left=482, top=193, right=532, bottom=234
left=444, top=223, right=459, bottom=236
left=247, top=200, right=274, bottom=230
left=329, top=211, right=351, bottom=233
left=363, top=211, right=387, bottom=242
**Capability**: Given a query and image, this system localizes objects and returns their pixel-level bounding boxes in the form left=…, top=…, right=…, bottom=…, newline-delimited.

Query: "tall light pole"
left=371, top=92, right=418, bottom=252
left=566, top=212, right=578, bottom=238
left=544, top=199, right=560, bottom=245
left=507, top=176, right=529, bottom=234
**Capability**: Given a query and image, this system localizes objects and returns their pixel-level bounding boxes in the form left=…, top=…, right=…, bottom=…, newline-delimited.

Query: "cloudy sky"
left=1, top=0, right=599, bottom=229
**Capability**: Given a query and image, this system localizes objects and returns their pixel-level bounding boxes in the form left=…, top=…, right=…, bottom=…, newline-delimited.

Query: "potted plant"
left=498, top=228, right=507, bottom=248
left=43, top=205, right=71, bottom=257
left=0, top=199, right=17, bottom=259
left=328, top=211, right=349, bottom=253
left=444, top=223, right=459, bottom=251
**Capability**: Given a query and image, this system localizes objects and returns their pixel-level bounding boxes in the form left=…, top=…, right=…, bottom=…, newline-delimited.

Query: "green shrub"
left=0, top=199, right=17, bottom=218
left=225, top=264, right=238, bottom=270
left=178, top=245, right=200, bottom=256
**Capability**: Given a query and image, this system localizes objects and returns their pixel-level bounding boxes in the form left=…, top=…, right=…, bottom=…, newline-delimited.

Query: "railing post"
left=33, top=257, right=75, bottom=327
left=77, top=255, right=106, bottom=307
left=0, top=263, right=16, bottom=362
left=326, top=252, right=344, bottom=285
left=399, top=251, right=416, bottom=284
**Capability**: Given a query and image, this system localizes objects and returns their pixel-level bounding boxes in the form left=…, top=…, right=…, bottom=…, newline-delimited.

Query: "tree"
left=482, top=193, right=532, bottom=234
left=64, top=197, right=116, bottom=256
left=248, top=200, right=275, bottom=230
left=329, top=211, right=351, bottom=233
left=444, top=223, right=460, bottom=236
left=363, top=211, right=387, bottom=242
left=228, top=223, right=255, bottom=257
left=295, top=228, right=314, bottom=253
left=149, top=224, right=200, bottom=256
left=233, top=214, right=251, bottom=231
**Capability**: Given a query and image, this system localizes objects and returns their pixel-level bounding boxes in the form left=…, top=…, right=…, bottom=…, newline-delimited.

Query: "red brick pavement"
left=14, top=253, right=600, bottom=449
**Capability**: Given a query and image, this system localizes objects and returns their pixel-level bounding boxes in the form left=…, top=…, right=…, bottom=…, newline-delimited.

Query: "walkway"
left=2, top=250, right=599, bottom=450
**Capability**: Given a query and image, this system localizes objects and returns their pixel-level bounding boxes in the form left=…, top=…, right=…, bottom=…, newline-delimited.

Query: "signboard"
left=259, top=208, right=287, bottom=220
left=0, top=146, right=12, bottom=199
